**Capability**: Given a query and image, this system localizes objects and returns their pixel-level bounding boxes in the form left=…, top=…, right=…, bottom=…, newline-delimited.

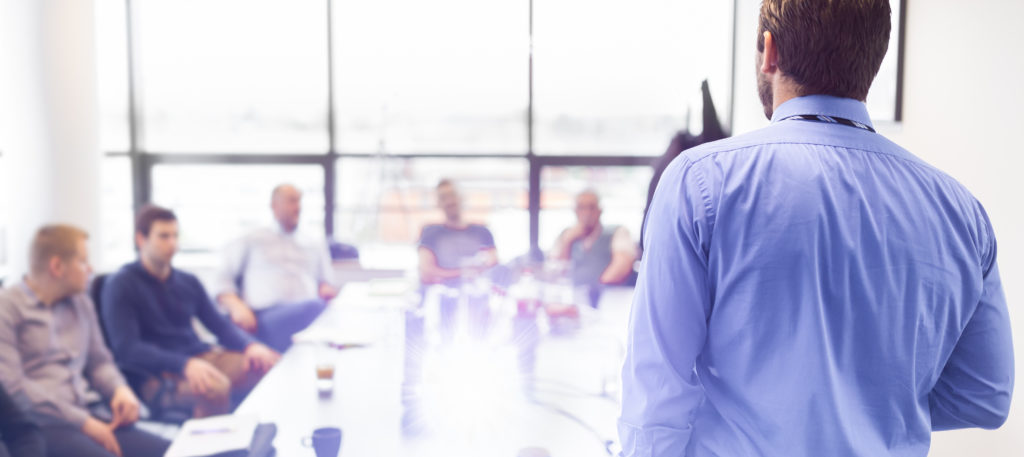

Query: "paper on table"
left=165, top=414, right=258, bottom=457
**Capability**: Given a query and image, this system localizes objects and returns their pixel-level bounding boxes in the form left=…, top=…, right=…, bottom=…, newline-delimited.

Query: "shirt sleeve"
left=101, top=274, right=190, bottom=375
left=418, top=225, right=438, bottom=252
left=317, top=238, right=337, bottom=287
left=611, top=226, right=639, bottom=257
left=79, top=296, right=127, bottom=398
left=928, top=213, right=1014, bottom=430
left=191, top=277, right=256, bottom=352
left=618, top=157, right=714, bottom=457
left=477, top=226, right=496, bottom=249
left=0, top=298, right=91, bottom=427
left=0, top=384, right=46, bottom=457
left=215, top=236, right=248, bottom=298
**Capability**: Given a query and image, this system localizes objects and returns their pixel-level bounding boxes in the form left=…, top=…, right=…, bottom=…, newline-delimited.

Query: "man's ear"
left=48, top=256, right=64, bottom=278
left=760, top=30, right=779, bottom=75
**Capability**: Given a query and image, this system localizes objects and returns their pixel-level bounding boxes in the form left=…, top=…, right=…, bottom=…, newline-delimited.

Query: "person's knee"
left=201, top=372, right=232, bottom=403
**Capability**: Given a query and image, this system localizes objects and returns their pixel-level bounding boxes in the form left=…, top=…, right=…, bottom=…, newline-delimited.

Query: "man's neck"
left=23, top=275, right=66, bottom=306
left=444, top=218, right=466, bottom=229
left=140, top=256, right=172, bottom=281
left=771, top=76, right=802, bottom=115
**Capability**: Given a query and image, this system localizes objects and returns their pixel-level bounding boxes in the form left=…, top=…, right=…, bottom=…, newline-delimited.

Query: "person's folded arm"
left=929, top=220, right=1014, bottom=430
left=101, top=277, right=189, bottom=375
left=619, top=158, right=714, bottom=457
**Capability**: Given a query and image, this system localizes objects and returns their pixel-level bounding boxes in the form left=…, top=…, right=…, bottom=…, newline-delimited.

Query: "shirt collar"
left=770, top=95, right=874, bottom=130
left=18, top=278, right=68, bottom=309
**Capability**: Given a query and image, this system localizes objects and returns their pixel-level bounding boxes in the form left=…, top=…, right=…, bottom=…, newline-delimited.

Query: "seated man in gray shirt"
left=215, top=184, right=339, bottom=353
left=550, top=190, right=638, bottom=306
left=0, top=225, right=169, bottom=457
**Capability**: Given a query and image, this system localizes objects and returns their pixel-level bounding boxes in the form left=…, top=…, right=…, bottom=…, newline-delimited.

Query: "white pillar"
left=1, top=0, right=103, bottom=277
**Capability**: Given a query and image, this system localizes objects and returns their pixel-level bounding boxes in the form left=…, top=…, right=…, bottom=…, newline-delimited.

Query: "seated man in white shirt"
left=216, top=184, right=339, bottom=352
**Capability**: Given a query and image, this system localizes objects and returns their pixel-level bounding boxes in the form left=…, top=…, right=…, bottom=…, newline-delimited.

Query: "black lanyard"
left=780, top=114, right=876, bottom=133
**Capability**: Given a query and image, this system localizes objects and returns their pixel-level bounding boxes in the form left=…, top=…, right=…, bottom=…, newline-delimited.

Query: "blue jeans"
left=254, top=299, right=327, bottom=352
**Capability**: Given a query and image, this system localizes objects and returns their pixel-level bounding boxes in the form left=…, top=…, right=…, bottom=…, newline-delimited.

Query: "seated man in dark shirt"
left=417, top=179, right=498, bottom=341
left=101, top=205, right=280, bottom=418
left=0, top=383, right=44, bottom=457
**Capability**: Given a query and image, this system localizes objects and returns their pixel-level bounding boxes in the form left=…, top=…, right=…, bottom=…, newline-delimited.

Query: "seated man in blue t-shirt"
left=101, top=205, right=280, bottom=419
left=417, top=179, right=497, bottom=340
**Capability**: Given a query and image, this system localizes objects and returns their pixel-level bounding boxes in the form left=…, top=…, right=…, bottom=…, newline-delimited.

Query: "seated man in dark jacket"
left=1, top=383, right=44, bottom=457
left=101, top=205, right=280, bottom=418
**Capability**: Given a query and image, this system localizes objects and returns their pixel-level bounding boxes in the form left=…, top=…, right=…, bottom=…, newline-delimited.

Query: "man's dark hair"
left=135, top=204, right=177, bottom=237
left=757, top=0, right=891, bottom=101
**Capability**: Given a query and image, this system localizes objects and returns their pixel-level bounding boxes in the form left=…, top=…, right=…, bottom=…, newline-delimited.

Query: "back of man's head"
left=758, top=0, right=891, bottom=101
left=30, top=224, right=88, bottom=276
left=135, top=204, right=177, bottom=238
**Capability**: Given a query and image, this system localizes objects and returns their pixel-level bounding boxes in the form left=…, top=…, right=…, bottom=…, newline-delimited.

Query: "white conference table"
left=236, top=280, right=633, bottom=457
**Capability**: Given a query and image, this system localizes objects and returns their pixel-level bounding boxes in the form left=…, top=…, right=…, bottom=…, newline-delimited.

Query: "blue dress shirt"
left=619, top=95, right=1014, bottom=457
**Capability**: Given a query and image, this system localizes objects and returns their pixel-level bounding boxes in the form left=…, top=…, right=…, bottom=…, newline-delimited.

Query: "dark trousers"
left=254, top=299, right=327, bottom=352
left=41, top=424, right=169, bottom=457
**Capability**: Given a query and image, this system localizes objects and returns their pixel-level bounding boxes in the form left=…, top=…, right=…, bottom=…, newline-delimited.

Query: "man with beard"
left=619, top=1, right=1013, bottom=456
left=550, top=190, right=637, bottom=304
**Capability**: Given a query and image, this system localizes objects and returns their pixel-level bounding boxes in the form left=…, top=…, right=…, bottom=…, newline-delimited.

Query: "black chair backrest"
left=89, top=274, right=112, bottom=347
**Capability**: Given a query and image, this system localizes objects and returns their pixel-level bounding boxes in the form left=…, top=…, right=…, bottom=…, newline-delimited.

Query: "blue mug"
left=301, top=427, right=342, bottom=457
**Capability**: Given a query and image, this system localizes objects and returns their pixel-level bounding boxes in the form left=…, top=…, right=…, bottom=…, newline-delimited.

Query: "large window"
left=97, top=0, right=738, bottom=267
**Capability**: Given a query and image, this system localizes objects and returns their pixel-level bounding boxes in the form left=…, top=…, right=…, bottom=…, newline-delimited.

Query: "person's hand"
left=82, top=417, right=122, bottom=457
left=109, top=385, right=140, bottom=429
left=222, top=295, right=258, bottom=333
left=563, top=223, right=587, bottom=242
left=183, top=358, right=229, bottom=396
left=318, top=283, right=339, bottom=301
left=244, top=343, right=280, bottom=374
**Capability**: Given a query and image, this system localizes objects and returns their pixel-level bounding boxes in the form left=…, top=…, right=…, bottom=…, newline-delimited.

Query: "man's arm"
left=191, top=277, right=258, bottom=352
left=101, top=276, right=190, bottom=375
left=215, top=238, right=259, bottom=332
left=619, top=158, right=712, bottom=457
left=0, top=301, right=91, bottom=427
left=418, top=247, right=463, bottom=284
left=317, top=238, right=339, bottom=300
left=80, top=295, right=127, bottom=399
left=550, top=227, right=583, bottom=261
left=928, top=228, right=1014, bottom=430
left=599, top=227, right=638, bottom=284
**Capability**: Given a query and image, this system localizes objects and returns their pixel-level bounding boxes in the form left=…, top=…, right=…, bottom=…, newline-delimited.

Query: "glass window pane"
left=99, top=156, right=135, bottom=271
left=333, top=0, right=529, bottom=154
left=135, top=0, right=329, bottom=153
left=96, top=0, right=130, bottom=152
left=151, top=164, right=325, bottom=256
left=534, top=0, right=733, bottom=155
left=335, top=157, right=529, bottom=269
left=539, top=166, right=653, bottom=251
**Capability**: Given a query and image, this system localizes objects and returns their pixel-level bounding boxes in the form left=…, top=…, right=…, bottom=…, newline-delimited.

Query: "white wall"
left=0, top=0, right=103, bottom=276
left=732, top=1, right=1024, bottom=455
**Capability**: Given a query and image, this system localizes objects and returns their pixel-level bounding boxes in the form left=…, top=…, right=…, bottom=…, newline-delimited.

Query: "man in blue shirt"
left=102, top=205, right=280, bottom=419
left=619, top=1, right=1014, bottom=456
